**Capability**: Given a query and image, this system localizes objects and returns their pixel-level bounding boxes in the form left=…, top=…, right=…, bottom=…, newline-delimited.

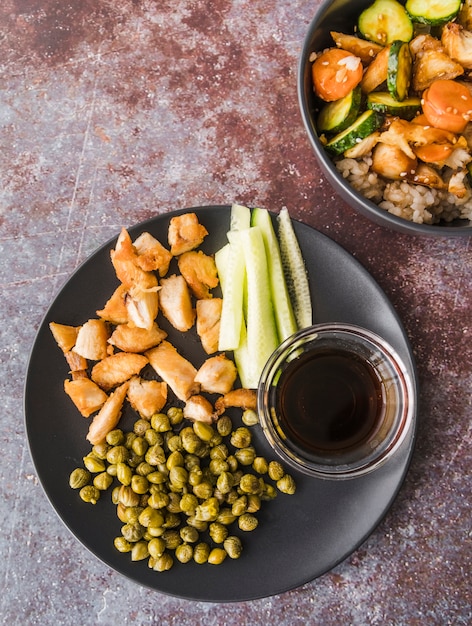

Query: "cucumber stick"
left=251, top=208, right=297, bottom=343
left=277, top=208, right=312, bottom=330
left=215, top=238, right=246, bottom=351
left=239, top=226, right=278, bottom=389
left=230, top=203, right=251, bottom=231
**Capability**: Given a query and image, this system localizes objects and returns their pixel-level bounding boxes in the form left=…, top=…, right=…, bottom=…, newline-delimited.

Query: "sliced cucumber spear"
left=277, top=208, right=313, bottom=330
left=251, top=207, right=298, bottom=343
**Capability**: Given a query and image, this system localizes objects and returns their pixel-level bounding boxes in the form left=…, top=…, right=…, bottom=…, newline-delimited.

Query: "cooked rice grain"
left=335, top=156, right=472, bottom=225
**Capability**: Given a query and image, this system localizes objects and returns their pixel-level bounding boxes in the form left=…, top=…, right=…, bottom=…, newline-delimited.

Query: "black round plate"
left=24, top=206, right=418, bottom=602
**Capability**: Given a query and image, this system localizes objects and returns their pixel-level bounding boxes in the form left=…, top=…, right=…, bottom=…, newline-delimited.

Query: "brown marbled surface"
left=1, top=0, right=471, bottom=623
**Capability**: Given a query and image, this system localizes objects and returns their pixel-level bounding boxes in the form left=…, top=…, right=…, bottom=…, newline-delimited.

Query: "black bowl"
left=298, top=0, right=472, bottom=236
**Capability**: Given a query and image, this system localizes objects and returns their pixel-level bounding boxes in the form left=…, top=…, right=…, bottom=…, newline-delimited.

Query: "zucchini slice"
left=358, top=0, right=413, bottom=45
left=366, top=92, right=421, bottom=119
left=325, top=110, right=384, bottom=156
left=405, top=0, right=461, bottom=26
left=317, top=86, right=362, bottom=134
left=387, top=40, right=412, bottom=101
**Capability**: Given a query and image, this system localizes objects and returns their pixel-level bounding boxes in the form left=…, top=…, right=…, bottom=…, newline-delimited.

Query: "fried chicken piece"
left=146, top=341, right=200, bottom=401
left=64, top=377, right=108, bottom=418
left=64, top=350, right=88, bottom=373
left=127, top=376, right=168, bottom=419
left=86, top=380, right=130, bottom=444
left=411, top=48, right=464, bottom=92
left=108, top=322, right=167, bottom=353
left=124, top=287, right=159, bottom=331
left=195, top=355, right=238, bottom=395
left=214, top=388, right=257, bottom=415
left=110, top=228, right=157, bottom=291
left=442, top=22, right=472, bottom=70
left=183, top=395, right=215, bottom=424
left=133, top=231, right=172, bottom=276
left=49, top=322, right=79, bottom=353
left=331, top=31, right=383, bottom=65
left=168, top=212, right=208, bottom=256
left=158, top=274, right=195, bottom=332
left=74, top=319, right=109, bottom=361
left=96, top=284, right=129, bottom=325
left=196, top=298, right=222, bottom=354
left=177, top=250, right=219, bottom=299
left=91, top=352, right=148, bottom=390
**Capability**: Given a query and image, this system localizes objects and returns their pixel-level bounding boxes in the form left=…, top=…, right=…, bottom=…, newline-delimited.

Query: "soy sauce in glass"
left=276, top=347, right=384, bottom=457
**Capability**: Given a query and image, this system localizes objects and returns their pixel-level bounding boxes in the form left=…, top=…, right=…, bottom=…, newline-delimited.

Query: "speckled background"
left=1, top=0, right=471, bottom=624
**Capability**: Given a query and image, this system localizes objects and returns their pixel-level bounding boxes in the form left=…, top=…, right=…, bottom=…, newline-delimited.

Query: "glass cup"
left=257, top=323, right=415, bottom=479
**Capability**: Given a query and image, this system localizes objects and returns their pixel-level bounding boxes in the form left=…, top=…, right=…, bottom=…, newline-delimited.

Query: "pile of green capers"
left=69, top=407, right=296, bottom=572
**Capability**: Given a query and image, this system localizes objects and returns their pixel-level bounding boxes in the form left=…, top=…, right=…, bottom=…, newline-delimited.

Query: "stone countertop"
left=1, top=0, right=471, bottom=624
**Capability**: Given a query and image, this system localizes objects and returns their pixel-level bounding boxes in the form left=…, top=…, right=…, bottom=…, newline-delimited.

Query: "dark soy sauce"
left=277, top=348, right=384, bottom=456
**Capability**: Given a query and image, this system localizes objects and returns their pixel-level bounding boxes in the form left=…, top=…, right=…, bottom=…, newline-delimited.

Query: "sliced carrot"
left=422, top=79, right=472, bottom=134
left=312, top=48, right=363, bottom=102
left=413, top=143, right=454, bottom=164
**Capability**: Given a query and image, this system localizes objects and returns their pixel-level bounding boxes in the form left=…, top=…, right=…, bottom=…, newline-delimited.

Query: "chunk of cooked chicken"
left=408, top=163, right=447, bottom=190
left=183, top=395, right=215, bottom=424
left=441, top=22, right=472, bottom=71
left=196, top=298, right=222, bottom=354
left=49, top=322, right=79, bottom=353
left=372, top=143, right=418, bottom=180
left=158, top=274, right=195, bottom=332
left=124, top=286, right=159, bottom=331
left=91, top=352, right=148, bottom=390
left=74, top=319, right=109, bottom=361
left=111, top=228, right=158, bottom=292
left=86, top=380, right=130, bottom=444
left=360, top=45, right=389, bottom=94
left=330, top=31, right=383, bottom=65
left=146, top=341, right=200, bottom=401
left=127, top=376, right=167, bottom=419
left=64, top=377, right=108, bottom=417
left=64, top=350, right=88, bottom=373
left=133, top=231, right=172, bottom=276
left=214, top=388, right=257, bottom=415
left=195, top=355, right=238, bottom=395
left=409, top=33, right=443, bottom=57
left=168, top=212, right=208, bottom=256
left=378, top=119, right=459, bottom=160
left=448, top=169, right=469, bottom=198
left=459, top=0, right=472, bottom=30
left=411, top=48, right=464, bottom=92
left=178, top=250, right=219, bottom=299
left=96, top=284, right=129, bottom=325
left=108, top=322, right=167, bottom=353
left=344, top=132, right=381, bottom=158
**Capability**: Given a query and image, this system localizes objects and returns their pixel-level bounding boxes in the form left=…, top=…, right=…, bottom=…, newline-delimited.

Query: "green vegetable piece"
left=69, top=468, right=91, bottom=489
left=358, top=0, right=413, bottom=45
left=387, top=41, right=412, bottom=101
left=405, top=0, right=461, bottom=26
left=325, top=110, right=384, bottom=157
left=366, top=92, right=421, bottom=120
left=317, top=86, right=362, bottom=134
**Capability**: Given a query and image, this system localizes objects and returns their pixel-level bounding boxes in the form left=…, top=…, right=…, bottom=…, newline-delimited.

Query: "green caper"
left=167, top=406, right=184, bottom=426
left=145, top=444, right=166, bottom=466
left=116, top=461, right=133, bottom=486
left=175, top=543, right=193, bottom=563
left=232, top=495, right=248, bottom=517
left=166, top=492, right=182, bottom=514
left=238, top=513, right=258, bottom=531
left=163, top=511, right=181, bottom=529
left=79, top=485, right=100, bottom=504
left=69, top=467, right=91, bottom=489
left=131, top=436, right=148, bottom=456
left=135, top=461, right=154, bottom=476
left=277, top=474, right=296, bottom=495
left=151, top=552, right=173, bottom=571
left=118, top=485, right=141, bottom=508
left=124, top=432, right=137, bottom=449
left=246, top=494, right=261, bottom=513
left=252, top=456, right=268, bottom=474
left=180, top=525, right=199, bottom=543
left=106, top=445, right=129, bottom=464
left=138, top=506, right=164, bottom=529
left=226, top=455, right=239, bottom=472
left=179, top=493, right=198, bottom=516
left=106, top=429, right=125, bottom=446
left=261, top=482, right=277, bottom=501
left=193, top=542, right=210, bottom=564
left=121, top=522, right=145, bottom=542
left=224, top=535, right=243, bottom=559
left=131, top=540, right=149, bottom=561
left=186, top=516, right=208, bottom=532
left=148, top=491, right=170, bottom=510
left=235, top=447, right=256, bottom=466
left=193, top=420, right=215, bottom=442
left=195, top=497, right=219, bottom=522
left=181, top=428, right=205, bottom=455
left=216, top=471, right=234, bottom=494
left=184, top=454, right=201, bottom=471
left=225, top=489, right=239, bottom=505
left=116, top=503, right=128, bottom=523
left=208, top=547, right=227, bottom=565
left=83, top=454, right=106, bottom=473
left=123, top=506, right=144, bottom=525
left=166, top=450, right=184, bottom=470
left=144, top=428, right=162, bottom=446
left=166, top=434, right=182, bottom=452
left=230, top=427, right=252, bottom=448
left=216, top=507, right=237, bottom=526
left=239, top=473, right=262, bottom=495
left=92, top=442, right=110, bottom=459
left=210, top=443, right=229, bottom=461
left=93, top=471, right=113, bottom=491
left=131, top=474, right=149, bottom=495
left=111, top=485, right=121, bottom=505
left=216, top=415, right=232, bottom=437
left=151, top=412, right=171, bottom=432
left=147, top=470, right=167, bottom=485
left=242, top=408, right=259, bottom=426
left=209, top=522, right=228, bottom=544
left=114, top=536, right=132, bottom=553
left=148, top=537, right=166, bottom=558
left=162, top=529, right=182, bottom=550
left=134, top=418, right=151, bottom=436
left=268, top=460, right=285, bottom=481
left=188, top=467, right=203, bottom=487
left=209, top=458, right=229, bottom=476
left=106, top=463, right=118, bottom=477
left=192, top=480, right=214, bottom=500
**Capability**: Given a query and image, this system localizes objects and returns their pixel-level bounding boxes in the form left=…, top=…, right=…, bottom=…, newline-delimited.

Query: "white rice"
left=335, top=156, right=472, bottom=225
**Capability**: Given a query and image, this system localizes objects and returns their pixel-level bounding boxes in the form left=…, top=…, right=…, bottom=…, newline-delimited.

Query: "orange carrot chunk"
left=312, top=48, right=363, bottom=102
left=422, top=79, right=472, bottom=134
